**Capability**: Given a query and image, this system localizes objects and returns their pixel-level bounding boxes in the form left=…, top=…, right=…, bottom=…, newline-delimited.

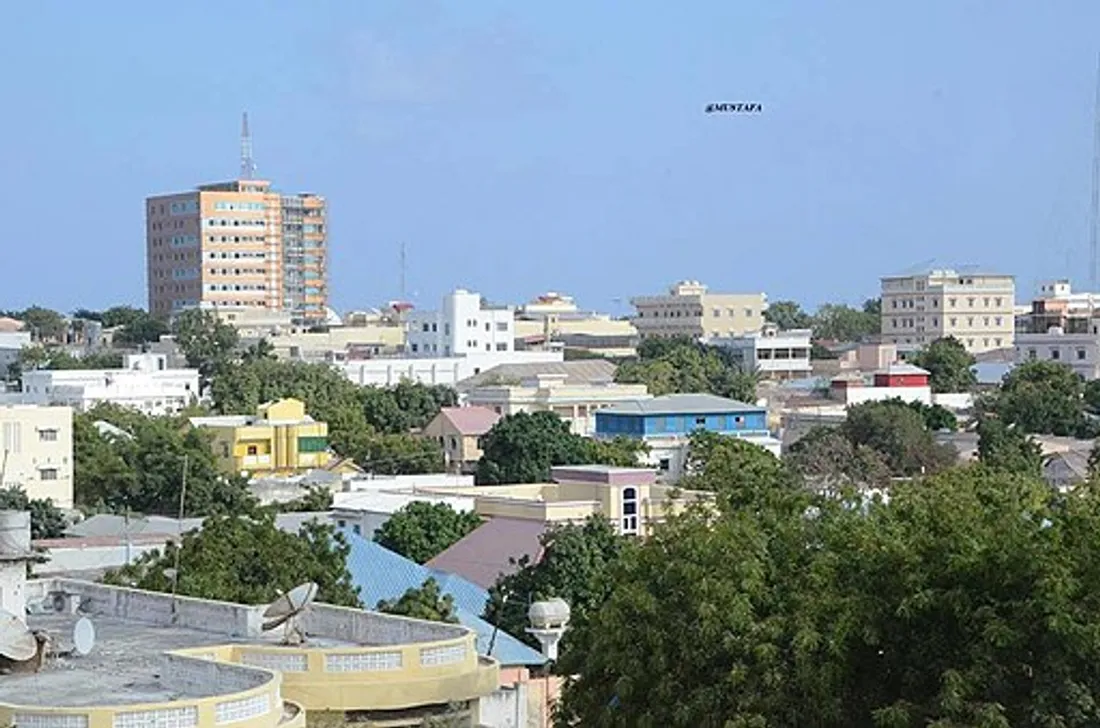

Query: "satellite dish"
left=0, top=609, right=37, bottom=662
left=72, top=618, right=95, bottom=656
left=262, top=582, right=318, bottom=645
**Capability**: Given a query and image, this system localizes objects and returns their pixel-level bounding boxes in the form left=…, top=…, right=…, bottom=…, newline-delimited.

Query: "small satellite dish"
left=262, top=582, right=318, bottom=645
left=72, top=618, right=95, bottom=657
left=0, top=609, right=37, bottom=662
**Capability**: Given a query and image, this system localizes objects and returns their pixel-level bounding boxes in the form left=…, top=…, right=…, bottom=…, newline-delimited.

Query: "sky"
left=2, top=1, right=1099, bottom=317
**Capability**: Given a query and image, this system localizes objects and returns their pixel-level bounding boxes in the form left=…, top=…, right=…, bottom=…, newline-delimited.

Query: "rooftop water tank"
left=528, top=598, right=571, bottom=630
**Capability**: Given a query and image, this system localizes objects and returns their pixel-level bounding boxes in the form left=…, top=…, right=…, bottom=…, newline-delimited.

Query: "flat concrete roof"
left=0, top=613, right=356, bottom=707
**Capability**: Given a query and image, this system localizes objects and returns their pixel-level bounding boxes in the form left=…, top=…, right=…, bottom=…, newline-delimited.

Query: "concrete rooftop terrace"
left=1, top=577, right=478, bottom=710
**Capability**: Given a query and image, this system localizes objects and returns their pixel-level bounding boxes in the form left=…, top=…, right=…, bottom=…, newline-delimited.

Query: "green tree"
left=377, top=577, right=459, bottom=623
left=909, top=336, right=977, bottom=393
left=976, top=417, right=1044, bottom=477
left=583, top=437, right=648, bottom=468
left=374, top=502, right=482, bottom=564
left=764, top=300, right=813, bottom=330
left=108, top=306, right=170, bottom=346
left=485, top=516, right=630, bottom=649
left=12, top=346, right=124, bottom=375
left=783, top=426, right=892, bottom=490
left=354, top=433, right=445, bottom=475
left=680, top=430, right=797, bottom=504
left=103, top=510, right=361, bottom=607
left=14, top=306, right=67, bottom=342
left=173, top=308, right=240, bottom=386
left=842, top=400, right=957, bottom=476
left=615, top=340, right=757, bottom=402
left=73, top=404, right=256, bottom=516
left=993, top=360, right=1092, bottom=437
left=556, top=465, right=1100, bottom=727
left=277, top=485, right=334, bottom=513
left=0, top=487, right=67, bottom=539
left=811, top=301, right=880, bottom=342
left=475, top=411, right=597, bottom=485
left=1085, top=379, right=1100, bottom=414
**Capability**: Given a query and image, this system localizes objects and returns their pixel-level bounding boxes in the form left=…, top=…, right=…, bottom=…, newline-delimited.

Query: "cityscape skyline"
left=3, top=1, right=1100, bottom=316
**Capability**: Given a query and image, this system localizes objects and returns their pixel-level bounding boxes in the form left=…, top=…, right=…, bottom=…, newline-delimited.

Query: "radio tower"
left=240, top=112, right=256, bottom=180
left=1090, top=56, right=1100, bottom=290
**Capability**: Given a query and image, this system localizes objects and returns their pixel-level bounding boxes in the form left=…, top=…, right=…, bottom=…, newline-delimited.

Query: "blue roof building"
left=342, top=531, right=548, bottom=668
left=594, top=393, right=781, bottom=480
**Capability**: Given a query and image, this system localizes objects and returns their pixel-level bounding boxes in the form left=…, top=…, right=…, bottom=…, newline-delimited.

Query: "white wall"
left=478, top=683, right=529, bottom=728
left=21, top=365, right=200, bottom=415
left=839, top=385, right=932, bottom=407
left=339, top=350, right=563, bottom=388
left=407, top=289, right=515, bottom=358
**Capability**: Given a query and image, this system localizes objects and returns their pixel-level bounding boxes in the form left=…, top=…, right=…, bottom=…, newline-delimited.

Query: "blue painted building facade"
left=595, top=393, right=770, bottom=439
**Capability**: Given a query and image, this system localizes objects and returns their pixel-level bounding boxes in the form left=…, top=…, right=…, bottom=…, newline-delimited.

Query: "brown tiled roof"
left=438, top=406, right=501, bottom=436
left=426, top=517, right=547, bottom=590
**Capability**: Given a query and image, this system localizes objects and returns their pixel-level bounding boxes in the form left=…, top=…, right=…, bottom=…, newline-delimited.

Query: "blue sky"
left=2, top=1, right=1099, bottom=317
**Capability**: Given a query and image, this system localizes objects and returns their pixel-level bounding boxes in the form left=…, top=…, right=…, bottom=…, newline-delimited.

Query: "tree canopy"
left=475, top=411, right=647, bottom=485
left=841, top=400, right=957, bottom=476
left=614, top=337, right=757, bottom=403
left=555, top=464, right=1100, bottom=727
left=976, top=417, right=1044, bottom=477
left=374, top=502, right=483, bottom=564
left=909, top=336, right=977, bottom=393
left=783, top=425, right=892, bottom=490
left=172, top=308, right=240, bottom=386
left=73, top=404, right=256, bottom=517
left=103, top=510, right=361, bottom=608
left=377, top=577, right=459, bottom=623
left=986, top=360, right=1097, bottom=438
left=0, top=487, right=66, bottom=539
left=765, top=299, right=881, bottom=342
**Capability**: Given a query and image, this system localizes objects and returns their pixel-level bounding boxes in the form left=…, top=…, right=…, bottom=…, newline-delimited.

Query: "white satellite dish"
left=0, top=609, right=37, bottom=662
left=72, top=617, right=95, bottom=657
left=262, top=582, right=318, bottom=645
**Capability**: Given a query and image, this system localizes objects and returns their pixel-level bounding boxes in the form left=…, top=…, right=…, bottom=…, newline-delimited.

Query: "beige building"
left=146, top=178, right=327, bottom=324
left=421, top=406, right=501, bottom=473
left=465, top=372, right=651, bottom=436
left=631, top=280, right=767, bottom=340
left=880, top=269, right=1015, bottom=353
left=0, top=405, right=73, bottom=508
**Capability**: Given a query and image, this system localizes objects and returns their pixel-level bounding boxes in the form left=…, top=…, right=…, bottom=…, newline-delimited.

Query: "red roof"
left=427, top=517, right=547, bottom=589
left=439, top=406, right=501, bottom=436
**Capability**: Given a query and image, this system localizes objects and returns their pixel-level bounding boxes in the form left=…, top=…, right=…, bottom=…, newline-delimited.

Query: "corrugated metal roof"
left=343, top=534, right=547, bottom=667
left=457, top=360, right=617, bottom=391
left=600, top=393, right=762, bottom=416
left=426, top=517, right=547, bottom=590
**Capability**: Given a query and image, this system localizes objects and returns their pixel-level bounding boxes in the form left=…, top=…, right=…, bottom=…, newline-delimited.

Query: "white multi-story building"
left=1015, top=322, right=1100, bottom=380
left=20, top=353, right=199, bottom=415
left=708, top=325, right=812, bottom=380
left=880, top=268, right=1016, bottom=353
left=338, top=350, right=564, bottom=388
left=0, top=405, right=73, bottom=507
left=407, top=289, right=515, bottom=357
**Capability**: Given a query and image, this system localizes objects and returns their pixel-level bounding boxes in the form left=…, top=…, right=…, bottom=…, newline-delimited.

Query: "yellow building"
left=631, top=280, right=767, bottom=341
left=424, top=465, right=713, bottom=538
left=190, top=398, right=332, bottom=477
left=6, top=578, right=499, bottom=728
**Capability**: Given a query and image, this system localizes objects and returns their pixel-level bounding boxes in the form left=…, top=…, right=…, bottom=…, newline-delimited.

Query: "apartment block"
left=146, top=179, right=327, bottom=324
left=709, top=324, right=813, bottom=380
left=407, top=289, right=515, bottom=357
left=0, top=405, right=73, bottom=507
left=631, top=280, right=766, bottom=340
left=20, top=353, right=198, bottom=415
left=880, top=269, right=1015, bottom=353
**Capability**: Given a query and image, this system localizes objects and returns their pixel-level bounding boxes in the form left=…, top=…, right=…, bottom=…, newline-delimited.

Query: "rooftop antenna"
left=400, top=243, right=407, bottom=301
left=262, top=582, right=318, bottom=645
left=1091, top=54, right=1100, bottom=290
left=240, top=111, right=256, bottom=180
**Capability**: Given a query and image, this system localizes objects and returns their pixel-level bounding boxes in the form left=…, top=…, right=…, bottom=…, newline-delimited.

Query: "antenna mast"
left=240, top=111, right=256, bottom=180
left=1090, top=55, right=1100, bottom=290
left=399, top=243, right=407, bottom=300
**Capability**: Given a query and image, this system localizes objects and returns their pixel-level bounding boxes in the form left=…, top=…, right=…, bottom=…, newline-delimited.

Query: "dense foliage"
left=614, top=336, right=757, bottom=402
left=764, top=298, right=881, bottom=342
left=976, top=417, right=1044, bottom=477
left=842, top=400, right=957, bottom=476
left=485, top=516, right=631, bottom=649
left=985, top=360, right=1099, bottom=438
left=374, top=502, right=483, bottom=564
left=377, top=577, right=459, bottom=623
left=909, top=336, right=977, bottom=393
left=9, top=346, right=124, bottom=379
left=73, top=404, right=256, bottom=516
left=103, top=509, right=361, bottom=607
left=555, top=465, right=1100, bottom=727
left=475, top=411, right=648, bottom=484
left=783, top=426, right=893, bottom=489
left=0, top=487, right=67, bottom=539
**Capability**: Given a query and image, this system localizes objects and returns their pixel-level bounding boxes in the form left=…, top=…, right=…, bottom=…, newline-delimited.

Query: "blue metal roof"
left=342, top=531, right=548, bottom=667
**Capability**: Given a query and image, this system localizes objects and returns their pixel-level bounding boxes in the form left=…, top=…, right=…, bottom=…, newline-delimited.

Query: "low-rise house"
left=189, top=397, right=336, bottom=477
left=0, top=404, right=73, bottom=507
left=19, top=353, right=199, bottom=415
left=421, top=406, right=501, bottom=473
left=708, top=324, right=813, bottom=380
left=828, top=363, right=933, bottom=407
left=463, top=372, right=650, bottom=436
left=594, top=393, right=781, bottom=480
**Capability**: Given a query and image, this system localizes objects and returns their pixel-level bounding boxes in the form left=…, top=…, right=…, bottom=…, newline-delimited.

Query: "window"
left=449, top=437, right=458, bottom=450
left=967, top=298, right=975, bottom=307
left=995, top=317, right=1002, bottom=326
left=713, top=308, right=721, bottom=317
left=39, top=468, right=58, bottom=481
left=745, top=308, right=754, bottom=317
left=1078, top=348, right=1088, bottom=360
left=496, top=322, right=508, bottom=332
left=694, top=416, right=706, bottom=426
left=1028, top=348, right=1037, bottom=360
left=950, top=317, right=957, bottom=326
left=995, top=297, right=1003, bottom=307
left=949, top=298, right=957, bottom=307
left=337, top=519, right=347, bottom=528
left=247, top=445, right=258, bottom=456
left=1051, top=349, right=1061, bottom=360
left=621, top=487, right=639, bottom=535
left=352, top=524, right=361, bottom=535
left=38, top=429, right=58, bottom=442
left=496, top=342, right=508, bottom=351
left=422, top=323, right=430, bottom=332
left=658, top=458, right=671, bottom=472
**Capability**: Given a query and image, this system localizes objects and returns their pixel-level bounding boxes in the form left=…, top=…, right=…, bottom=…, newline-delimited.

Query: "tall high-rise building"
left=146, top=179, right=327, bottom=323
